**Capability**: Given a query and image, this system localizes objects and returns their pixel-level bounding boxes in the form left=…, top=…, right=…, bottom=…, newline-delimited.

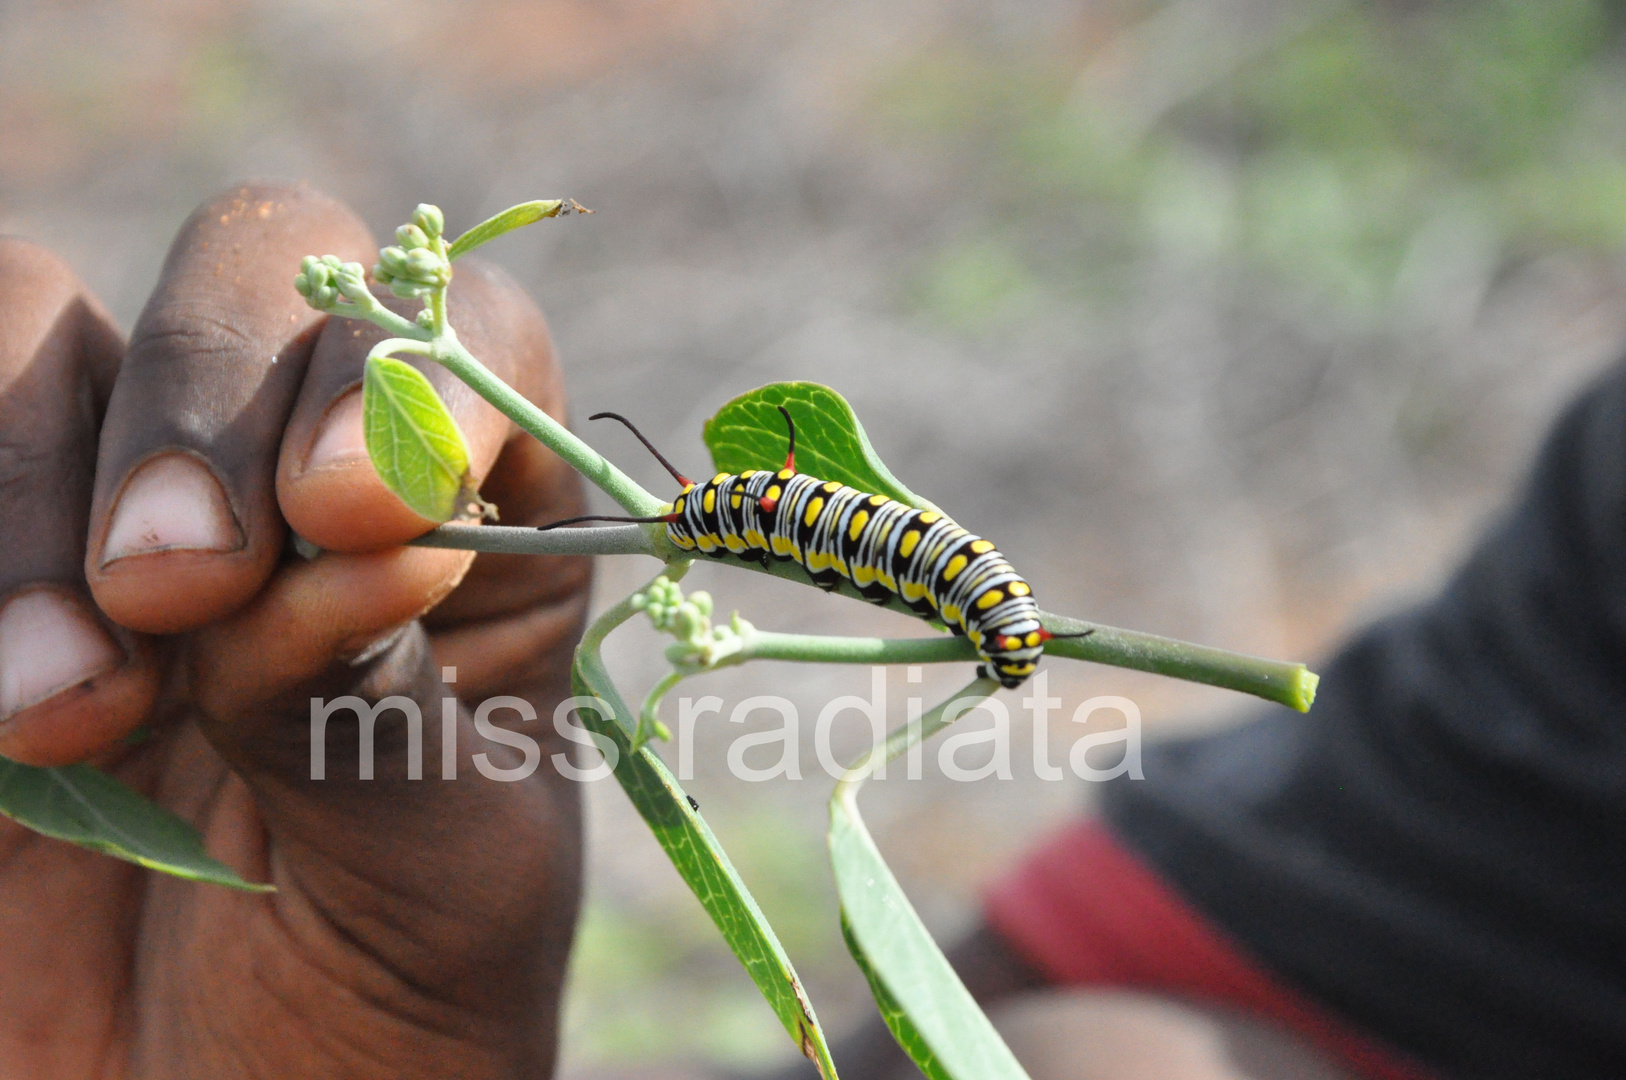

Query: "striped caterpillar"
left=543, top=407, right=1087, bottom=688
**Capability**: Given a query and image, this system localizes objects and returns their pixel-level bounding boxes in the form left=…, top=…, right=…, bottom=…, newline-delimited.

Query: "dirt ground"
left=4, top=0, right=1624, bottom=1072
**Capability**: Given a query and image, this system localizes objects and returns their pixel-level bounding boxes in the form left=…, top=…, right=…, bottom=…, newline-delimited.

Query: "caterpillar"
left=541, top=407, right=1088, bottom=688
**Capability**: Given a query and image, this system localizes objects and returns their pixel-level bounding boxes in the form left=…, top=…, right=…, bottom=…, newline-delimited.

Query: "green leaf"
left=570, top=649, right=839, bottom=1078
left=703, top=382, right=939, bottom=512
left=0, top=758, right=272, bottom=891
left=363, top=355, right=472, bottom=522
left=447, top=200, right=569, bottom=261
left=830, top=786, right=1029, bottom=1080
left=840, top=913, right=952, bottom=1080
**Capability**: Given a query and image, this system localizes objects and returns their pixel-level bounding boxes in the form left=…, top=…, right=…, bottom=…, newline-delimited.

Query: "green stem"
left=576, top=562, right=693, bottom=740
left=432, top=334, right=664, bottom=517
left=834, top=676, right=998, bottom=801
left=339, top=292, right=430, bottom=341
left=738, top=630, right=970, bottom=666
left=408, top=516, right=1319, bottom=712
left=637, top=669, right=687, bottom=746
left=1038, top=611, right=1318, bottom=713
left=410, top=523, right=654, bottom=556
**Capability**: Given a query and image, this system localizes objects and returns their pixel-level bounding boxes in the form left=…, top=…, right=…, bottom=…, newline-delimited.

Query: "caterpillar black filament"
left=540, top=407, right=1088, bottom=688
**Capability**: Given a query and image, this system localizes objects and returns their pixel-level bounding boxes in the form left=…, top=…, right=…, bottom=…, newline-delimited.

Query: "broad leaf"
left=830, top=785, right=1029, bottom=1080
left=704, top=382, right=938, bottom=511
left=363, top=355, right=472, bottom=522
left=447, top=200, right=571, bottom=261
left=570, top=651, right=839, bottom=1078
left=0, top=758, right=272, bottom=891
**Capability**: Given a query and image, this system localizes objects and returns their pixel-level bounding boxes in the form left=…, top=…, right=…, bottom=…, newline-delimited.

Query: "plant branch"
left=431, top=334, right=666, bottom=518
left=410, top=523, right=655, bottom=556
left=1038, top=610, right=1318, bottom=712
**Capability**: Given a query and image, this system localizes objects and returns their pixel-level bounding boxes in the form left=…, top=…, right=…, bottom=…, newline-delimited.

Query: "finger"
left=86, top=183, right=376, bottom=635
left=276, top=259, right=563, bottom=552
left=0, top=238, right=161, bottom=766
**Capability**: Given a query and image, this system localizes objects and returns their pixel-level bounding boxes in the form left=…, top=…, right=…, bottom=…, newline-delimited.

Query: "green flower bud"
left=411, top=204, right=444, bottom=240
left=689, top=591, right=713, bottom=617
left=396, top=223, right=430, bottom=251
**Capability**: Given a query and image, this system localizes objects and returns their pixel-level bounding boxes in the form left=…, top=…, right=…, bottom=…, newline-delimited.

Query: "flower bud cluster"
left=632, top=576, right=715, bottom=647
left=294, top=254, right=370, bottom=313
left=373, top=204, right=451, bottom=300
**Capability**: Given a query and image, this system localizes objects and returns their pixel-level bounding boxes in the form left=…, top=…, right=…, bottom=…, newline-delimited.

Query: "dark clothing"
left=1105, top=360, right=1626, bottom=1079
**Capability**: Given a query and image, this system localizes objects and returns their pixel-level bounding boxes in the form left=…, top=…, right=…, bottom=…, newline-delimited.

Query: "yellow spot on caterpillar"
left=918, top=511, right=941, bottom=525
left=877, top=571, right=897, bottom=592
left=772, top=536, right=797, bottom=556
left=673, top=496, right=686, bottom=513
left=942, top=603, right=961, bottom=624
left=745, top=529, right=767, bottom=548
left=968, top=629, right=984, bottom=646
left=778, top=469, right=795, bottom=481
left=766, top=485, right=782, bottom=501
left=1001, top=662, right=1036, bottom=676
left=853, top=565, right=876, bottom=586
left=724, top=535, right=746, bottom=553
left=848, top=509, right=870, bottom=541
left=696, top=535, right=717, bottom=553
left=899, top=530, right=921, bottom=558
left=713, top=473, right=730, bottom=484
left=923, top=591, right=938, bottom=608
left=672, top=534, right=696, bottom=550
left=1002, top=636, right=1023, bottom=651
left=943, top=554, right=968, bottom=581
left=831, top=557, right=849, bottom=577
left=804, top=496, right=825, bottom=527
left=1026, top=631, right=1043, bottom=647
left=823, top=481, right=841, bottom=494
left=902, top=581, right=927, bottom=601
left=808, top=550, right=830, bottom=572
left=1008, top=581, right=1030, bottom=596
left=869, top=495, right=889, bottom=507
left=741, top=469, right=758, bottom=479
left=977, top=589, right=1004, bottom=610
left=703, top=489, right=717, bottom=513
left=970, top=539, right=995, bottom=555
left=731, top=494, right=742, bottom=510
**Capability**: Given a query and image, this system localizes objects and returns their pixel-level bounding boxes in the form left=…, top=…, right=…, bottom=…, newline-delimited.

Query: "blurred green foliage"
left=879, top=0, right=1626, bottom=328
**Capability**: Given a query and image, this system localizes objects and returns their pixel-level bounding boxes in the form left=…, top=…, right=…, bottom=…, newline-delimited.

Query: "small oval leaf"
left=363, top=355, right=472, bottom=522
left=703, top=382, right=938, bottom=512
left=447, top=199, right=575, bottom=261
left=0, top=759, right=272, bottom=891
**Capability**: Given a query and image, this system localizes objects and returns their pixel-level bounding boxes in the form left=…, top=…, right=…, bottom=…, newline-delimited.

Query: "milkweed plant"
left=0, top=200, right=1319, bottom=1080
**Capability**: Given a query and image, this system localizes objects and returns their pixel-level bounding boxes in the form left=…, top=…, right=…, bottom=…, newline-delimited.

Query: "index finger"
left=85, top=183, right=375, bottom=634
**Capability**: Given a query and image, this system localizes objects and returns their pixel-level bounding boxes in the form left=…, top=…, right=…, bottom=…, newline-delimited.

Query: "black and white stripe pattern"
left=665, top=468, right=1047, bottom=687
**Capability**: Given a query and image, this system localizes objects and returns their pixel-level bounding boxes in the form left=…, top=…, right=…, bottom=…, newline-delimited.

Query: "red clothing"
left=985, top=821, right=1440, bottom=1080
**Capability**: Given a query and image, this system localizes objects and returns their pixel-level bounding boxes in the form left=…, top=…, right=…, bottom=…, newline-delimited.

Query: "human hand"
left=0, top=182, right=590, bottom=1078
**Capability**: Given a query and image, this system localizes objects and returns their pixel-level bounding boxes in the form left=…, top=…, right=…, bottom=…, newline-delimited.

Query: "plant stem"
left=407, top=519, right=1319, bottom=712
left=1038, top=611, right=1319, bottom=713
left=410, top=523, right=655, bottom=556
left=835, top=676, right=998, bottom=800
left=576, top=562, right=693, bottom=740
left=430, top=333, right=665, bottom=517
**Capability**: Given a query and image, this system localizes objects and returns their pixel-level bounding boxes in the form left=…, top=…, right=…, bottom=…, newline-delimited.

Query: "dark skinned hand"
left=0, top=182, right=591, bottom=1078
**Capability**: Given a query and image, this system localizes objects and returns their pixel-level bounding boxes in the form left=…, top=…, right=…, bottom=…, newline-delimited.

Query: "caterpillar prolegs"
left=541, top=407, right=1087, bottom=688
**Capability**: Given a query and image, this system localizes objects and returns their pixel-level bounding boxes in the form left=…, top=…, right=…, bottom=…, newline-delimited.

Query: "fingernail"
left=103, top=454, right=243, bottom=565
left=0, top=592, right=123, bottom=719
left=306, top=390, right=367, bottom=470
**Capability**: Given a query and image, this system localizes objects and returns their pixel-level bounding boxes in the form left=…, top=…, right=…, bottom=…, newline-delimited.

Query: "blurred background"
left=6, top=0, right=1626, bottom=1073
